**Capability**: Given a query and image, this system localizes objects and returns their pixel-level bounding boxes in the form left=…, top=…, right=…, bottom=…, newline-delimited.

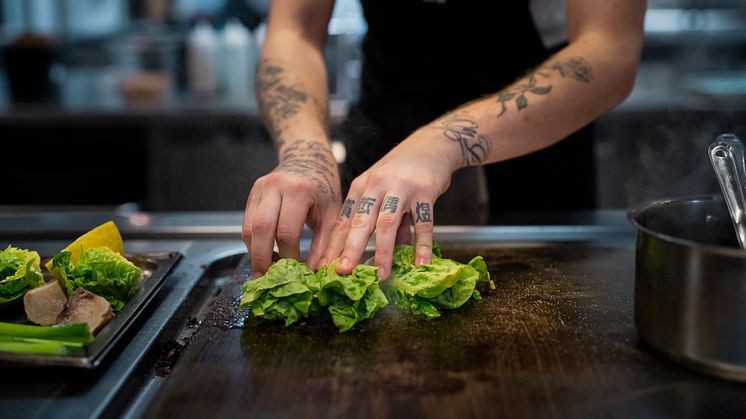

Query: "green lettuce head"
left=52, top=247, right=141, bottom=311
left=316, top=261, right=388, bottom=333
left=0, top=246, right=45, bottom=306
left=386, top=242, right=494, bottom=318
left=239, top=258, right=320, bottom=326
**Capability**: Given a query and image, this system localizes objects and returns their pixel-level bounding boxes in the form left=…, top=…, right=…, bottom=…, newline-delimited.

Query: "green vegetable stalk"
left=385, top=242, right=495, bottom=318
left=239, top=258, right=320, bottom=326
left=316, top=261, right=388, bottom=333
left=0, top=246, right=45, bottom=306
left=52, top=248, right=142, bottom=311
left=0, top=321, right=93, bottom=355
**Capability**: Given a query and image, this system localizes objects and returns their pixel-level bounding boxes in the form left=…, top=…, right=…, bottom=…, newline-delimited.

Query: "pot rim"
left=627, top=194, right=746, bottom=258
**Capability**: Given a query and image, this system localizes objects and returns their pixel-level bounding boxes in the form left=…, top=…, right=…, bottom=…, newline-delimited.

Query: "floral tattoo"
left=496, top=57, right=593, bottom=117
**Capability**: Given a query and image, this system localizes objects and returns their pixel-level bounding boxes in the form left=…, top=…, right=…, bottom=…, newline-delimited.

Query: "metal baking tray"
left=0, top=251, right=182, bottom=369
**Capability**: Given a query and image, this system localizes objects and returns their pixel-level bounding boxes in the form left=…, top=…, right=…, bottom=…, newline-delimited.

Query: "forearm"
left=257, top=31, right=331, bottom=151
left=422, top=33, right=642, bottom=172
left=257, top=30, right=339, bottom=200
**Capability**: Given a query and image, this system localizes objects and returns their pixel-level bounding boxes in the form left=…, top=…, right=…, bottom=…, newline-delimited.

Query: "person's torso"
left=358, top=0, right=550, bottom=115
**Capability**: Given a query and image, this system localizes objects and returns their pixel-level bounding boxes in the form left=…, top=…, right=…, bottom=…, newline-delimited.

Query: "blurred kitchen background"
left=1, top=0, right=745, bottom=214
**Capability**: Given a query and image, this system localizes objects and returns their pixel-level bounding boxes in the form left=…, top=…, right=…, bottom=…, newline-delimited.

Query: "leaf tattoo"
left=495, top=56, right=593, bottom=117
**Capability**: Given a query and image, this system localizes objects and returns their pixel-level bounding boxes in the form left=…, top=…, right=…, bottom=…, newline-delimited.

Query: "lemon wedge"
left=45, top=221, right=124, bottom=275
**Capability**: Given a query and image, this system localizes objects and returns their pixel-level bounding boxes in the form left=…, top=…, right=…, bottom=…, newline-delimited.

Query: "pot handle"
left=709, top=133, right=746, bottom=249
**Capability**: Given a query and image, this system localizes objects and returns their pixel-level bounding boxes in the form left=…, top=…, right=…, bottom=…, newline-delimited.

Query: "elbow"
left=604, top=54, right=641, bottom=110
left=608, top=36, right=645, bottom=108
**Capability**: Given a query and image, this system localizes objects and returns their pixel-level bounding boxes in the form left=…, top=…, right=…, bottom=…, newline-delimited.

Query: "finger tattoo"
left=380, top=196, right=400, bottom=214
left=358, top=196, right=376, bottom=215
left=415, top=202, right=432, bottom=223
left=341, top=198, right=355, bottom=218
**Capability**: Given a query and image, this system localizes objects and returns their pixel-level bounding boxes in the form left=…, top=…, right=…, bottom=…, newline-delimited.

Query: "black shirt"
left=341, top=0, right=595, bottom=212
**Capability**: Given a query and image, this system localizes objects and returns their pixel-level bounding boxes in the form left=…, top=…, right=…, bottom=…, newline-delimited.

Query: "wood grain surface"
left=145, top=244, right=746, bottom=419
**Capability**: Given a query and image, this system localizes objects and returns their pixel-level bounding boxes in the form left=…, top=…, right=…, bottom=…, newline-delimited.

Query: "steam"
left=622, top=112, right=734, bottom=207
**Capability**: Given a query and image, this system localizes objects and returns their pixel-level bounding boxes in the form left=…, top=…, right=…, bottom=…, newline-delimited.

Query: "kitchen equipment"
left=708, top=133, right=746, bottom=249
left=628, top=194, right=746, bottom=381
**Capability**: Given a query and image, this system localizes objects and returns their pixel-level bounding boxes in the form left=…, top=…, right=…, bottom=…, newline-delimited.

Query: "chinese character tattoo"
left=415, top=202, right=432, bottom=223
left=380, top=196, right=400, bottom=214
left=358, top=197, right=376, bottom=215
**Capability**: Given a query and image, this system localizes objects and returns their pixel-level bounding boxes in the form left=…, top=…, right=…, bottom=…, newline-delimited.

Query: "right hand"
left=242, top=139, right=341, bottom=276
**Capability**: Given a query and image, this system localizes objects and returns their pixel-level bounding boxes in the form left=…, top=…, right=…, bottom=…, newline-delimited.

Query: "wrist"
left=274, top=138, right=341, bottom=201
left=425, top=112, right=492, bottom=172
left=277, top=138, right=334, bottom=163
left=420, top=112, right=492, bottom=173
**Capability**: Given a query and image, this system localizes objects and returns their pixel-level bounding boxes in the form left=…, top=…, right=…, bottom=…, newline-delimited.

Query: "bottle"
left=218, top=19, right=257, bottom=106
left=187, top=20, right=219, bottom=99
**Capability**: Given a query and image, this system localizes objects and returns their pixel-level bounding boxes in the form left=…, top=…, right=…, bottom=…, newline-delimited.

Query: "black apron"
left=341, top=0, right=596, bottom=212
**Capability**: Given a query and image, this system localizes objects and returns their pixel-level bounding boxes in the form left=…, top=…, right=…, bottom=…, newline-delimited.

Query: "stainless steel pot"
left=628, top=194, right=746, bottom=381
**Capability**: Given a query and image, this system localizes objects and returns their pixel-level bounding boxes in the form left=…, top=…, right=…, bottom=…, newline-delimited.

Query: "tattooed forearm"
left=275, top=139, right=337, bottom=200
left=495, top=57, right=593, bottom=117
left=427, top=112, right=492, bottom=167
left=256, top=59, right=321, bottom=142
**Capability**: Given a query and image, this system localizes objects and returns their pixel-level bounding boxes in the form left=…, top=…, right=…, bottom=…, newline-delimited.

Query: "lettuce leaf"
left=0, top=246, right=45, bottom=306
left=239, top=258, right=320, bottom=326
left=316, top=261, right=388, bottom=333
left=52, top=248, right=141, bottom=311
left=385, top=243, right=494, bottom=318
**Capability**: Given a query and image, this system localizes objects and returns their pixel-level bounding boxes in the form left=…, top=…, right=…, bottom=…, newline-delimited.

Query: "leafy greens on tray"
left=0, top=221, right=150, bottom=358
left=0, top=246, right=45, bottom=307
left=52, top=247, right=142, bottom=312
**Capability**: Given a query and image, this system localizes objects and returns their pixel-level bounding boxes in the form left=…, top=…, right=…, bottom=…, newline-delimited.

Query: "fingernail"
left=377, top=265, right=387, bottom=279
left=318, top=258, right=328, bottom=269
left=415, top=257, right=428, bottom=266
left=338, top=257, right=350, bottom=270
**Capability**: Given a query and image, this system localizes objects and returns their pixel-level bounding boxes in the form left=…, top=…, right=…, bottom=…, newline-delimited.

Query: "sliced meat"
left=24, top=280, right=68, bottom=326
left=57, top=288, right=114, bottom=335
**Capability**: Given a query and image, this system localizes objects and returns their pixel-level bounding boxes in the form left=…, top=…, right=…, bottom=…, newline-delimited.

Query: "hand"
left=243, top=139, right=341, bottom=276
left=318, top=132, right=460, bottom=279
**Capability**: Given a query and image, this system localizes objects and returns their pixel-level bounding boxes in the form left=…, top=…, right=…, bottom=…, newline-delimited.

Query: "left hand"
left=317, top=131, right=459, bottom=279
